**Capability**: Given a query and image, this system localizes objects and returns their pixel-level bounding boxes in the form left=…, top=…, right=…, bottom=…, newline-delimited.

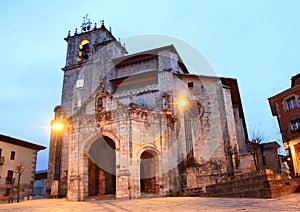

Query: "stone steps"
left=183, top=187, right=204, bottom=197
left=86, top=194, right=115, bottom=201
left=185, top=172, right=300, bottom=198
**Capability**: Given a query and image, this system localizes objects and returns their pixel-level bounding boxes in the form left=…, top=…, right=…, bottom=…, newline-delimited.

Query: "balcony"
left=0, top=156, right=4, bottom=165
left=5, top=177, right=15, bottom=184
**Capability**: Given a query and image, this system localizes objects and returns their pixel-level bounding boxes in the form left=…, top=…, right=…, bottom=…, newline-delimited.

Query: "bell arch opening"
left=140, top=150, right=157, bottom=194
left=78, top=39, right=90, bottom=61
left=88, top=136, right=116, bottom=196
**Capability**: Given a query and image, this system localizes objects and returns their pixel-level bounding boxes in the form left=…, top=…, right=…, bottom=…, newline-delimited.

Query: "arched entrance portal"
left=88, top=136, right=116, bottom=196
left=140, top=151, right=157, bottom=193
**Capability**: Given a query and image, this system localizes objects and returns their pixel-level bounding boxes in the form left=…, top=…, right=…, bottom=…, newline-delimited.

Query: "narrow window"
left=6, top=170, right=14, bottom=183
left=286, top=97, right=297, bottom=111
left=290, top=118, right=300, bottom=131
left=262, top=156, right=266, bottom=166
left=10, top=151, right=15, bottom=160
left=0, top=149, right=3, bottom=165
left=97, top=97, right=103, bottom=108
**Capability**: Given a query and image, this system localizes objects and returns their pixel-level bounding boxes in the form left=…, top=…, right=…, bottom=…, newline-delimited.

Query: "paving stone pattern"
left=0, top=193, right=299, bottom=211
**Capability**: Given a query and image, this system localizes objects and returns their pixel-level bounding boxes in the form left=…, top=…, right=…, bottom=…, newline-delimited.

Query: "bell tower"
left=61, top=17, right=127, bottom=116
left=47, top=16, right=127, bottom=198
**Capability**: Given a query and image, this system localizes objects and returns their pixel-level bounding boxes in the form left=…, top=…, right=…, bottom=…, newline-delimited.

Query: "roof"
left=268, top=83, right=300, bottom=115
left=0, top=134, right=46, bottom=151
left=35, top=170, right=47, bottom=180
left=112, top=45, right=189, bottom=73
left=262, top=141, right=280, bottom=148
left=291, top=73, right=300, bottom=87
left=36, top=169, right=47, bottom=174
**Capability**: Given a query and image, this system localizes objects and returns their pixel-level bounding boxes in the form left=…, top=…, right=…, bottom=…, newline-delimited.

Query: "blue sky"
left=0, top=0, right=299, bottom=171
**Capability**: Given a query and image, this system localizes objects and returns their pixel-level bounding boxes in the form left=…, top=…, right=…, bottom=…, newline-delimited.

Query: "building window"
left=0, top=148, right=2, bottom=158
left=290, top=118, right=300, bottom=131
left=188, top=82, right=194, bottom=88
left=5, top=188, right=10, bottom=196
left=262, top=156, right=266, bottom=166
left=10, top=151, right=15, bottom=160
left=6, top=170, right=14, bottom=183
left=286, top=97, right=297, bottom=111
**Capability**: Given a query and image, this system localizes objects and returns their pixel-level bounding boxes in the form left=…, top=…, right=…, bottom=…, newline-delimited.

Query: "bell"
left=81, top=50, right=88, bottom=59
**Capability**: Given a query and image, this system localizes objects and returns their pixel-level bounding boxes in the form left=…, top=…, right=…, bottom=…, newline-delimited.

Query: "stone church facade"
left=47, top=20, right=248, bottom=201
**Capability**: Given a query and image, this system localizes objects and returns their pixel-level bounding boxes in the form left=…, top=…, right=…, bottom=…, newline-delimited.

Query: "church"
left=47, top=18, right=248, bottom=201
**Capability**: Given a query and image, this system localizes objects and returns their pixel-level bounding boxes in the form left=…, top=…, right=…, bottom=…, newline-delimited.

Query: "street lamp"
left=51, top=121, right=64, bottom=131
left=178, top=98, right=187, bottom=108
left=177, top=96, right=195, bottom=189
left=51, top=118, right=81, bottom=200
left=49, top=119, right=67, bottom=198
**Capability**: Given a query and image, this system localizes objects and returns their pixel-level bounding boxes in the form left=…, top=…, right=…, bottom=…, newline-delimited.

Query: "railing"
left=0, top=156, right=4, bottom=165
left=5, top=177, right=15, bottom=184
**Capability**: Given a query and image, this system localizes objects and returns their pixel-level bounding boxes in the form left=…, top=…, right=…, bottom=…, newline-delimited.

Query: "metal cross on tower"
left=81, top=14, right=92, bottom=32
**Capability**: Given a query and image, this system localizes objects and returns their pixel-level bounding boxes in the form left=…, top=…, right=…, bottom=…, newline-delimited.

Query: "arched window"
left=78, top=40, right=90, bottom=61
left=97, top=97, right=103, bottom=109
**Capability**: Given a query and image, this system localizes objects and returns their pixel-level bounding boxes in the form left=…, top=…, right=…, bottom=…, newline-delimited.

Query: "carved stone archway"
left=139, top=149, right=159, bottom=194
left=87, top=136, right=116, bottom=196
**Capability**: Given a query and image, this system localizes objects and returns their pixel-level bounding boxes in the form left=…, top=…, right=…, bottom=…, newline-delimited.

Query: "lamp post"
left=50, top=119, right=65, bottom=198
left=178, top=97, right=194, bottom=168
left=177, top=97, right=195, bottom=191
left=51, top=118, right=80, bottom=200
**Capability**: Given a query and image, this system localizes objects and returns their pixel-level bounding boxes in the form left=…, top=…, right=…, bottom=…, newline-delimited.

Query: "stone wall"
left=186, top=160, right=227, bottom=191
left=263, top=148, right=281, bottom=173
left=239, top=152, right=257, bottom=173
left=186, top=151, right=263, bottom=192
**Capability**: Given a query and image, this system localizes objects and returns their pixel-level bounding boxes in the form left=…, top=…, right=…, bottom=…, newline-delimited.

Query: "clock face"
left=76, top=79, right=84, bottom=88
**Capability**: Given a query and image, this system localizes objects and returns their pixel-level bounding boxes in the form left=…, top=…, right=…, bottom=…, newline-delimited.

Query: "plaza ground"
left=0, top=193, right=299, bottom=211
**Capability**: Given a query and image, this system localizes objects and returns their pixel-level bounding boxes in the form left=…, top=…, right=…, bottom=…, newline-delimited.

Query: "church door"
left=88, top=136, right=116, bottom=196
left=140, top=151, right=157, bottom=193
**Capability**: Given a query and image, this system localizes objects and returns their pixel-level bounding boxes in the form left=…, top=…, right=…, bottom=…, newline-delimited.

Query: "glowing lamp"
left=51, top=122, right=64, bottom=131
left=179, top=98, right=187, bottom=108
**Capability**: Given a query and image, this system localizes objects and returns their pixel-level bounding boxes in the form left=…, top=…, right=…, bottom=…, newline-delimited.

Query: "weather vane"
left=81, top=14, right=92, bottom=32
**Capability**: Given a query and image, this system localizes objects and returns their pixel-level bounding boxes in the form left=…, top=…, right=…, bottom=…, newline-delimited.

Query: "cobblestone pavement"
left=0, top=193, right=299, bottom=212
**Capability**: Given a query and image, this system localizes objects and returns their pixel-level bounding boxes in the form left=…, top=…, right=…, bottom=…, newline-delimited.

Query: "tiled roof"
left=0, top=133, right=46, bottom=151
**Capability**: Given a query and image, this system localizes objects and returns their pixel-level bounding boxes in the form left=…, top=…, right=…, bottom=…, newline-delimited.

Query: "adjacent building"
left=269, top=73, right=300, bottom=176
left=32, top=170, right=47, bottom=197
left=47, top=19, right=249, bottom=201
left=0, top=134, right=46, bottom=199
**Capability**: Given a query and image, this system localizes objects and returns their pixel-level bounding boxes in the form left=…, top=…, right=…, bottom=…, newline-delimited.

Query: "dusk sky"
left=1, top=1, right=299, bottom=171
